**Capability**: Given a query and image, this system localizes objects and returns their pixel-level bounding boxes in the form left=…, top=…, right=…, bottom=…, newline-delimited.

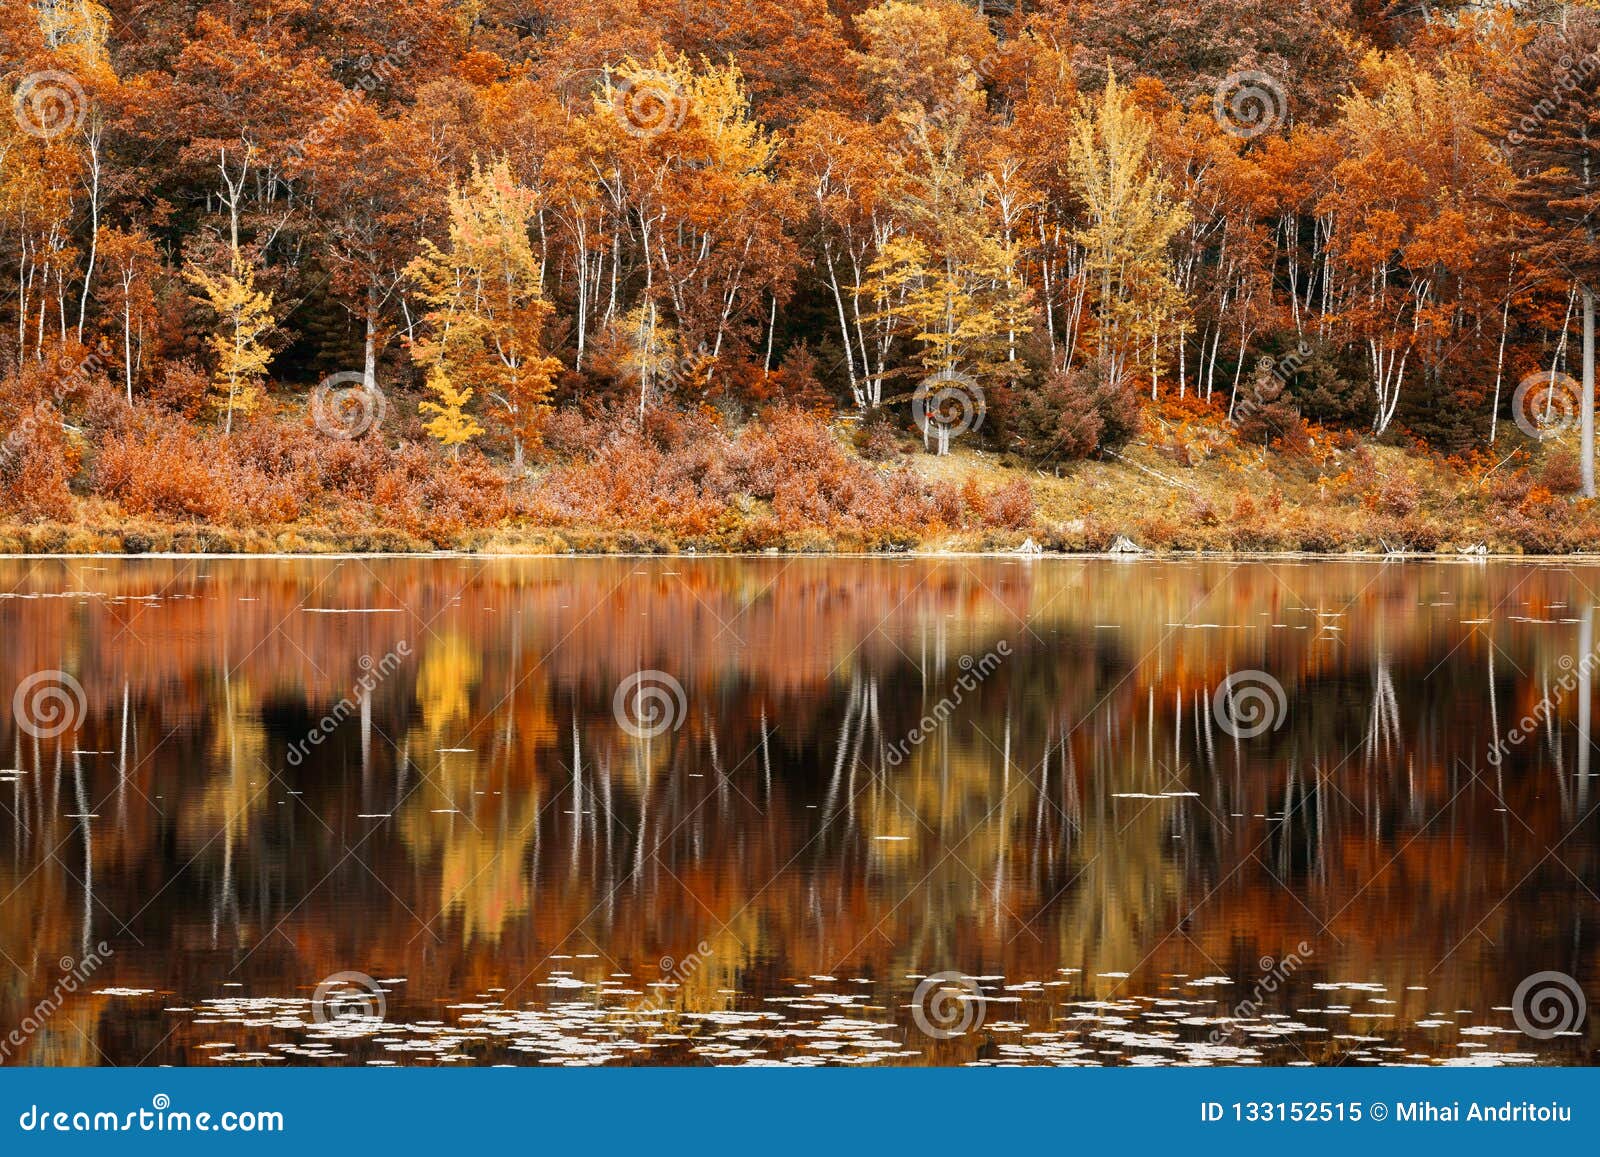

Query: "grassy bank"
left=4, top=402, right=1595, bottom=556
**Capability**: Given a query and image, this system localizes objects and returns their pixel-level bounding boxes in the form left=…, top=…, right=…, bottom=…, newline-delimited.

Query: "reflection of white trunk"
left=1579, top=606, right=1593, bottom=811
left=1364, top=657, right=1401, bottom=766
left=118, top=680, right=130, bottom=823
left=73, top=749, right=92, bottom=959
left=1487, top=646, right=1497, bottom=734
left=1541, top=667, right=1567, bottom=816
left=571, top=715, right=582, bottom=873
left=760, top=708, right=772, bottom=803
left=821, top=672, right=861, bottom=830
left=359, top=690, right=371, bottom=784
left=1582, top=285, right=1596, bottom=498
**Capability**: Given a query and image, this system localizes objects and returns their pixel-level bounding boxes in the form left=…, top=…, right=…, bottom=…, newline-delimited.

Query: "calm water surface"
left=1, top=556, right=1597, bottom=1066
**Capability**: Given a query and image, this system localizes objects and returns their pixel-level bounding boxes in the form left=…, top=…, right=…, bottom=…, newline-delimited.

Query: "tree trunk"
left=78, top=134, right=101, bottom=343
left=1584, top=284, right=1596, bottom=499
left=122, top=297, right=132, bottom=403
left=363, top=304, right=378, bottom=391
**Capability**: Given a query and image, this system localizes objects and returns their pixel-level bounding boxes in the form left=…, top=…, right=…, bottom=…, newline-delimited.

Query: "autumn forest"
left=3, top=0, right=1600, bottom=552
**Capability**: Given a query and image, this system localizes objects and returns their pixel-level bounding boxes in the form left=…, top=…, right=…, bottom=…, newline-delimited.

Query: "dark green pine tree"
left=1504, top=10, right=1600, bottom=496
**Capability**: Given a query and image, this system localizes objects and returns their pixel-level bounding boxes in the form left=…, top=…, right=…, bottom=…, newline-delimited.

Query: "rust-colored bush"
left=0, top=407, right=78, bottom=522
left=1541, top=451, right=1584, bottom=495
left=856, top=414, right=904, bottom=462
left=983, top=478, right=1035, bottom=529
left=1369, top=474, right=1420, bottom=517
left=149, top=360, right=211, bottom=419
left=93, top=416, right=226, bottom=520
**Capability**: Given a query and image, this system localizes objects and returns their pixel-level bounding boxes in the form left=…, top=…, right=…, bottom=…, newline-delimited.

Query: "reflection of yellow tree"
left=852, top=698, right=1188, bottom=981
left=0, top=865, right=79, bottom=1031
left=399, top=779, right=542, bottom=945
left=1050, top=781, right=1187, bottom=982
left=411, top=633, right=481, bottom=747
left=185, top=675, right=267, bottom=846
left=398, top=656, right=564, bottom=945
left=18, top=1001, right=109, bottom=1065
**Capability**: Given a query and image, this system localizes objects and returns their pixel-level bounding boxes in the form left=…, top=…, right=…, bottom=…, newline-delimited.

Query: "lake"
left=0, top=555, right=1595, bottom=1066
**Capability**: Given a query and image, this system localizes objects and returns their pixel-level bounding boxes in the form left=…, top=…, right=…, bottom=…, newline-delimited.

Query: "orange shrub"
left=0, top=407, right=78, bottom=522
left=93, top=417, right=226, bottom=520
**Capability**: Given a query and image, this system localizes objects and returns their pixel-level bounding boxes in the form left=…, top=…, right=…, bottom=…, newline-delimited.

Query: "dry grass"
left=1, top=404, right=1595, bottom=555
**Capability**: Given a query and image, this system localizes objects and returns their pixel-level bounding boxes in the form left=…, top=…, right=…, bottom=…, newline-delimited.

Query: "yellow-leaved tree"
left=417, top=365, right=484, bottom=450
left=853, top=0, right=1033, bottom=440
left=185, top=260, right=274, bottom=434
left=406, top=157, right=562, bottom=466
left=1067, top=71, right=1190, bottom=393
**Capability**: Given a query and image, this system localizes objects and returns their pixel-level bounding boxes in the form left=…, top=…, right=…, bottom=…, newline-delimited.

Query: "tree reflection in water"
left=0, top=557, right=1595, bottom=1066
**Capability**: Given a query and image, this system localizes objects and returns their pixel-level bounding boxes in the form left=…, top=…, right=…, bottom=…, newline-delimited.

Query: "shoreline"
left=8, top=431, right=1597, bottom=560
left=1, top=547, right=1596, bottom=562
